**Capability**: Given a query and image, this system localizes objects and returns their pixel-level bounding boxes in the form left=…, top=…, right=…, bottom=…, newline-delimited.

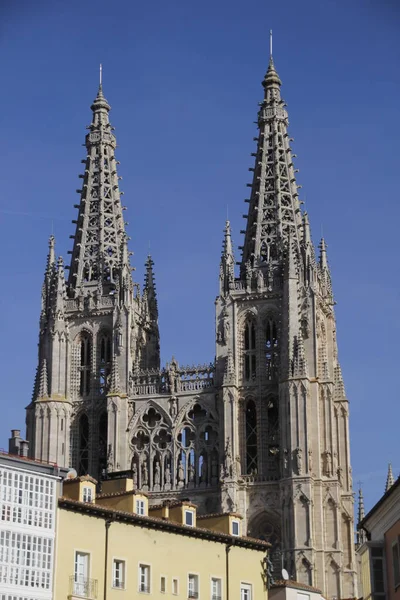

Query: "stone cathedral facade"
left=25, top=56, right=357, bottom=597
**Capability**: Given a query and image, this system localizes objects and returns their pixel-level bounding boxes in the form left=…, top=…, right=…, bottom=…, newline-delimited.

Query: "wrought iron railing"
left=69, top=575, right=98, bottom=598
left=188, top=592, right=199, bottom=599
left=139, top=584, right=150, bottom=593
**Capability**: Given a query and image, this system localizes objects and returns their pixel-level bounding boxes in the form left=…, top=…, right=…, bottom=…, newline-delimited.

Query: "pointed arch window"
left=98, top=332, right=111, bottom=395
left=245, top=400, right=258, bottom=474
left=79, top=334, right=92, bottom=396
left=265, top=318, right=278, bottom=381
left=78, top=414, right=89, bottom=475
left=244, top=321, right=256, bottom=381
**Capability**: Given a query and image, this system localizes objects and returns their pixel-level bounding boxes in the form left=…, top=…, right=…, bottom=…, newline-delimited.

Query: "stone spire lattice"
left=68, top=84, right=130, bottom=294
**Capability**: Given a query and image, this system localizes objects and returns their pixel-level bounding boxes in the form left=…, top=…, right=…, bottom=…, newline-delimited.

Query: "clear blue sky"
left=0, top=0, right=399, bottom=514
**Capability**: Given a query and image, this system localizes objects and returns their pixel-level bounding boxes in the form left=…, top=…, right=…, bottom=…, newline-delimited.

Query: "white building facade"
left=0, top=438, right=66, bottom=600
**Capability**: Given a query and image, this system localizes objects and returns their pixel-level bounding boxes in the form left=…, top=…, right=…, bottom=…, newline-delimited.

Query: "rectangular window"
left=74, top=551, right=90, bottom=596
left=188, top=574, right=199, bottom=598
left=113, top=559, right=125, bottom=589
left=82, top=487, right=93, bottom=503
left=173, top=578, right=179, bottom=595
left=139, top=564, right=150, bottom=593
left=231, top=520, right=240, bottom=536
left=240, top=583, right=252, bottom=600
left=392, top=541, right=400, bottom=588
left=185, top=510, right=194, bottom=527
left=136, top=499, right=145, bottom=515
left=211, top=577, right=221, bottom=600
left=161, top=576, right=166, bottom=593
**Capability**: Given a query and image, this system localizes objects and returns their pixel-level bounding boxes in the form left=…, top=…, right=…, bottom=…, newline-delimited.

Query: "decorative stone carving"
left=308, top=448, right=313, bottom=473
left=169, top=396, right=177, bottom=418
left=294, top=447, right=302, bottom=475
left=177, top=459, right=184, bottom=488
left=141, top=460, right=148, bottom=487
left=132, top=462, right=138, bottom=487
left=154, top=461, right=161, bottom=488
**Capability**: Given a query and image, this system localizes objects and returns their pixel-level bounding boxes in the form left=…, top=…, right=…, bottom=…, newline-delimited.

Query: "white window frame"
left=136, top=499, right=145, bottom=516
left=160, top=575, right=167, bottom=593
left=82, top=486, right=93, bottom=503
left=188, top=573, right=199, bottom=599
left=231, top=519, right=240, bottom=536
left=139, top=563, right=151, bottom=594
left=211, top=576, right=222, bottom=600
left=112, top=558, right=126, bottom=589
left=185, top=510, right=194, bottom=526
left=172, top=577, right=179, bottom=595
left=240, top=583, right=252, bottom=600
left=74, top=551, right=91, bottom=596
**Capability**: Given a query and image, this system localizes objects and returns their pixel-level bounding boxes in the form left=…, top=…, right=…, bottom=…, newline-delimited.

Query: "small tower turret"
left=385, top=462, right=395, bottom=492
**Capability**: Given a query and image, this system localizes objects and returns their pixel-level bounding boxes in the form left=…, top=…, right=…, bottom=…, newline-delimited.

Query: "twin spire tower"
left=25, top=47, right=356, bottom=599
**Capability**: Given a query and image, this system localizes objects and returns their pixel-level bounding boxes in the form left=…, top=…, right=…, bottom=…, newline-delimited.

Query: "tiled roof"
left=97, top=489, right=148, bottom=499
left=271, top=580, right=322, bottom=593
left=64, top=475, right=98, bottom=485
left=197, top=512, right=243, bottom=520
left=58, top=497, right=270, bottom=551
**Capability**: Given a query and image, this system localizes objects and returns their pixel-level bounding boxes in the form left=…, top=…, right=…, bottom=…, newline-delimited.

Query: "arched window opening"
left=245, top=400, right=258, bottom=474
left=244, top=321, right=256, bottom=381
left=78, top=414, right=89, bottom=475
left=98, top=333, right=111, bottom=395
left=267, top=398, right=280, bottom=476
left=265, top=318, right=278, bottom=380
left=80, top=334, right=92, bottom=396
left=98, top=412, right=108, bottom=477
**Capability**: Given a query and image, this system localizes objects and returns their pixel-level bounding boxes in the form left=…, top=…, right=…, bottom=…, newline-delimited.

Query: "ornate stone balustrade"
left=130, top=362, right=215, bottom=396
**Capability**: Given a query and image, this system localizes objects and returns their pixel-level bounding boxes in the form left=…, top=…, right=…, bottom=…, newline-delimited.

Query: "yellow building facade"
left=55, top=476, right=269, bottom=600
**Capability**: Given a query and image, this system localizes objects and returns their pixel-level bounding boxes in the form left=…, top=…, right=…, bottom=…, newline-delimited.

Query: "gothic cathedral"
left=25, top=56, right=357, bottom=597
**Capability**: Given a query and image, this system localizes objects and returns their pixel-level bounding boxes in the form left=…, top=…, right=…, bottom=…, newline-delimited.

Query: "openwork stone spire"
left=220, top=220, right=235, bottom=295
left=356, top=486, right=366, bottom=546
left=68, top=83, right=130, bottom=295
left=143, top=254, right=158, bottom=320
left=240, top=56, right=302, bottom=275
left=385, top=462, right=395, bottom=492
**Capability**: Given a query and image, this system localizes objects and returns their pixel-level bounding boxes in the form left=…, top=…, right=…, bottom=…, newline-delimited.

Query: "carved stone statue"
left=224, top=439, right=232, bottom=478
left=337, top=466, right=343, bottom=485
left=132, top=462, right=138, bottom=487
left=188, top=461, right=195, bottom=483
left=154, top=461, right=161, bottom=486
left=107, top=444, right=114, bottom=473
left=169, top=396, right=177, bottom=418
left=165, top=462, right=171, bottom=485
left=294, top=447, right=302, bottom=475
left=256, top=269, right=264, bottom=291
left=245, top=260, right=253, bottom=290
left=308, top=448, right=313, bottom=473
left=142, top=460, right=148, bottom=486
left=178, top=459, right=184, bottom=484
left=325, top=451, right=332, bottom=477
left=223, top=313, right=230, bottom=345
left=167, top=359, right=180, bottom=394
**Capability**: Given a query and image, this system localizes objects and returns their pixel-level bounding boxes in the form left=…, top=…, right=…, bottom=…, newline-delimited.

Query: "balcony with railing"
left=188, top=592, right=199, bottom=599
left=69, top=575, right=98, bottom=599
left=139, top=584, right=150, bottom=593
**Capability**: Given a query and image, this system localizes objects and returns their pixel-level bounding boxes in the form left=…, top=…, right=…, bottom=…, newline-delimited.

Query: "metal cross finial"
left=270, top=30, right=273, bottom=58
left=99, top=63, right=103, bottom=86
